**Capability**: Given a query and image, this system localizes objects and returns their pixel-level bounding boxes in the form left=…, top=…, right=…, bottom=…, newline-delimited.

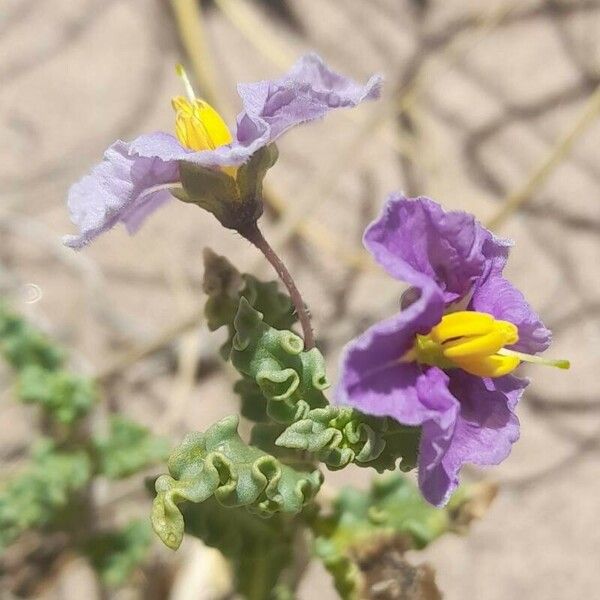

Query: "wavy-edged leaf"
left=151, top=415, right=322, bottom=550
left=275, top=406, right=420, bottom=472
left=230, top=298, right=327, bottom=423
left=312, top=473, right=495, bottom=599
left=183, top=497, right=295, bottom=599
left=203, top=250, right=296, bottom=359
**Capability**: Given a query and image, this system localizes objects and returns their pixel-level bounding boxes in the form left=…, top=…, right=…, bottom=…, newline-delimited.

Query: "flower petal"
left=237, top=52, right=382, bottom=141
left=130, top=54, right=382, bottom=171
left=364, top=195, right=512, bottom=304
left=471, top=273, right=551, bottom=354
left=419, top=371, right=526, bottom=506
left=63, top=140, right=179, bottom=249
left=335, top=282, right=445, bottom=424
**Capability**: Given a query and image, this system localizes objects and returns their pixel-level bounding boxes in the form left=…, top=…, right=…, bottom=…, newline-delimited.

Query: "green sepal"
left=176, top=144, right=278, bottom=231
left=230, top=298, right=327, bottom=423
left=82, top=519, right=152, bottom=587
left=151, top=415, right=322, bottom=550
left=0, top=441, right=92, bottom=550
left=93, top=416, right=170, bottom=479
left=16, top=365, right=96, bottom=425
left=176, top=162, right=239, bottom=223
left=236, top=143, right=279, bottom=208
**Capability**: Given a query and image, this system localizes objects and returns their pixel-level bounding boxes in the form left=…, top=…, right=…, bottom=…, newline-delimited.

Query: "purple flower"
left=336, top=195, right=568, bottom=506
left=64, top=54, right=382, bottom=249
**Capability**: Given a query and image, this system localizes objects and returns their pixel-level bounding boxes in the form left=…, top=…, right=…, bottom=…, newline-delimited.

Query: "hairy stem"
left=240, top=222, right=315, bottom=350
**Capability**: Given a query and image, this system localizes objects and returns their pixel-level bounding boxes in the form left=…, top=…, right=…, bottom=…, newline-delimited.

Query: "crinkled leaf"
left=230, top=298, right=327, bottom=423
left=83, top=519, right=153, bottom=587
left=0, top=441, right=91, bottom=549
left=203, top=250, right=296, bottom=360
left=17, top=365, right=96, bottom=425
left=275, top=406, right=419, bottom=472
left=312, top=474, right=494, bottom=599
left=151, top=415, right=322, bottom=549
left=183, top=496, right=294, bottom=599
left=93, top=416, right=170, bottom=479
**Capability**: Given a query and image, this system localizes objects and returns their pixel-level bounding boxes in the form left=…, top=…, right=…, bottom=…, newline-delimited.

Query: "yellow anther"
left=172, top=65, right=233, bottom=152
left=450, top=354, right=521, bottom=378
left=410, top=310, right=569, bottom=378
left=430, top=311, right=494, bottom=344
left=413, top=311, right=521, bottom=378
left=442, top=320, right=518, bottom=359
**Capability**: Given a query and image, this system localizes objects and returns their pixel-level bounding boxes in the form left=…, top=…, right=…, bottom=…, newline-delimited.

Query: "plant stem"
left=240, top=222, right=315, bottom=350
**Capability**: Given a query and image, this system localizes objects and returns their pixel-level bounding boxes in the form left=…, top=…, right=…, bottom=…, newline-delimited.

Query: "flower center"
left=172, top=64, right=233, bottom=152
left=405, top=311, right=569, bottom=378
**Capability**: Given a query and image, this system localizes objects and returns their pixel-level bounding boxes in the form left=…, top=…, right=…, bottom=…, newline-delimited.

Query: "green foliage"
left=0, top=441, right=92, bottom=549
left=93, top=416, right=170, bottom=479
left=151, top=415, right=323, bottom=550
left=0, top=307, right=161, bottom=587
left=229, top=299, right=421, bottom=472
left=83, top=519, right=153, bottom=587
left=276, top=406, right=420, bottom=472
left=231, top=297, right=328, bottom=423
left=311, top=474, right=459, bottom=599
left=203, top=248, right=296, bottom=360
left=0, top=305, right=63, bottom=371
left=17, top=365, right=96, bottom=425
left=183, top=497, right=296, bottom=600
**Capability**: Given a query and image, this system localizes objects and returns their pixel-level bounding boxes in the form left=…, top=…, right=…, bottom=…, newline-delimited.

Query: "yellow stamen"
left=450, top=354, right=521, bottom=378
left=411, top=310, right=568, bottom=378
left=172, top=65, right=233, bottom=153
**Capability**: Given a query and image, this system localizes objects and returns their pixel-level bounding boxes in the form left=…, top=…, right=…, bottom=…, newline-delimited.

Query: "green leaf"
left=274, top=406, right=419, bottom=472
left=0, top=305, right=64, bottom=371
left=0, top=441, right=91, bottom=549
left=151, top=415, right=322, bottom=550
left=83, top=519, right=153, bottom=587
left=311, top=473, right=486, bottom=599
left=230, top=298, right=327, bottom=423
left=93, top=416, right=170, bottom=479
left=203, top=250, right=296, bottom=360
left=183, top=497, right=295, bottom=600
left=17, top=365, right=96, bottom=425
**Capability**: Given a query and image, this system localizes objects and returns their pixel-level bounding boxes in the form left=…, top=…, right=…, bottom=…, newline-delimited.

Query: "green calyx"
left=151, top=415, right=323, bottom=550
left=173, top=144, right=279, bottom=231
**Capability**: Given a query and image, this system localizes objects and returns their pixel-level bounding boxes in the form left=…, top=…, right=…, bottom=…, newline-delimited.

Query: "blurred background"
left=1, top=0, right=599, bottom=598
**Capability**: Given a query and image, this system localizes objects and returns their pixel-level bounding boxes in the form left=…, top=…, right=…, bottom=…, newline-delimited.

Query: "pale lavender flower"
left=64, top=54, right=381, bottom=249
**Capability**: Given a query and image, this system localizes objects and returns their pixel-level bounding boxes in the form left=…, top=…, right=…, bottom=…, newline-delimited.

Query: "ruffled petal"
left=471, top=273, right=551, bottom=354
left=130, top=54, right=381, bottom=171
left=364, top=195, right=512, bottom=304
left=335, top=282, right=445, bottom=423
left=237, top=52, right=382, bottom=142
left=419, top=371, right=526, bottom=506
left=63, top=140, right=179, bottom=249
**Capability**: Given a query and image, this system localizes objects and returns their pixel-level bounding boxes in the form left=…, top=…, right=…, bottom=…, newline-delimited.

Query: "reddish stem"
left=240, top=222, right=315, bottom=350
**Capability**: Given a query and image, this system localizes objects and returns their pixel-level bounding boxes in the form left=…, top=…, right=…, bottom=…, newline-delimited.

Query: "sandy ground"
left=1, top=0, right=599, bottom=598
